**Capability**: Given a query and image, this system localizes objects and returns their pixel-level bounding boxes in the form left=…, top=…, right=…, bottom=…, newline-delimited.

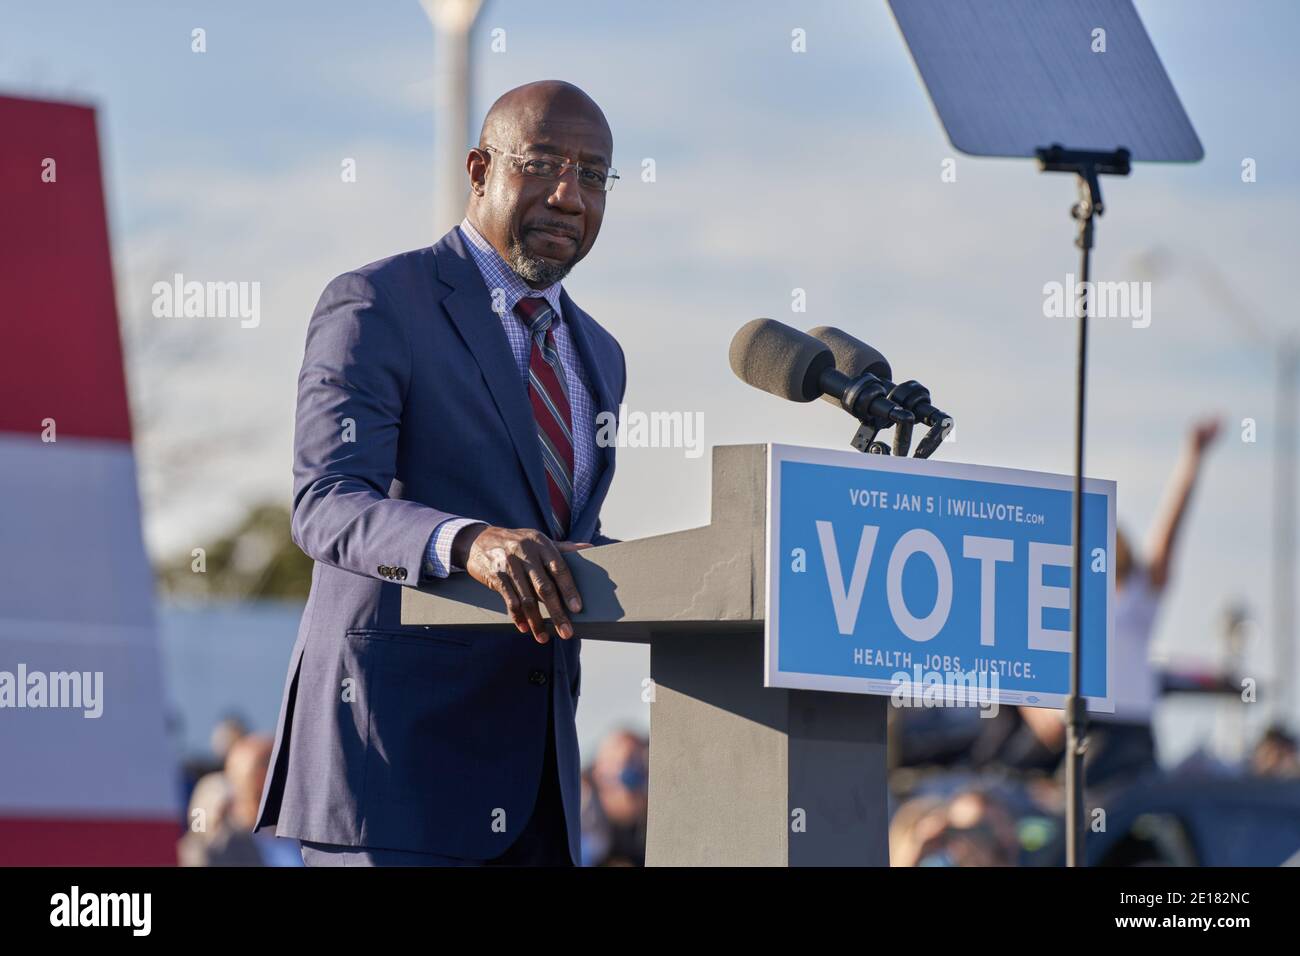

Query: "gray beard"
left=506, top=235, right=573, bottom=286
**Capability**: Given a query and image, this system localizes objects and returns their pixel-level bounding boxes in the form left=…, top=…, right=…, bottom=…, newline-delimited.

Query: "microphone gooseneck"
left=805, top=325, right=954, bottom=459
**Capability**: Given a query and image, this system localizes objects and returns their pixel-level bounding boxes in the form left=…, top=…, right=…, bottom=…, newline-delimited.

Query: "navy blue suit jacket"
left=255, top=226, right=625, bottom=862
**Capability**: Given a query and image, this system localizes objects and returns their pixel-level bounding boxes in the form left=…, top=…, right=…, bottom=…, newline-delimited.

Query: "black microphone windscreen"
left=729, top=318, right=834, bottom=403
left=807, top=326, right=893, bottom=408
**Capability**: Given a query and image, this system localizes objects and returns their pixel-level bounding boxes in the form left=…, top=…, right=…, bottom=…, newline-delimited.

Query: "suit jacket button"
left=529, top=670, right=548, bottom=686
left=378, top=565, right=389, bottom=576
left=396, top=567, right=408, bottom=581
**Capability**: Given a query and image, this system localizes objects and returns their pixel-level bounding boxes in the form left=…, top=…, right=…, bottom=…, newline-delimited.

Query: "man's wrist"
left=451, top=522, right=489, bottom=569
left=422, top=517, right=486, bottom=580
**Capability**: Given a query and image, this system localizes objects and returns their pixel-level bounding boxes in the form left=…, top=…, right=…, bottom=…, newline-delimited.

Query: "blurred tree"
left=156, top=503, right=313, bottom=599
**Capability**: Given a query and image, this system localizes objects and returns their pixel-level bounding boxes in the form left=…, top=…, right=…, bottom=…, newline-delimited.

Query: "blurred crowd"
left=888, top=714, right=1300, bottom=867
left=177, top=717, right=301, bottom=867
left=579, top=729, right=649, bottom=866
left=176, top=716, right=649, bottom=867
left=175, top=708, right=1296, bottom=868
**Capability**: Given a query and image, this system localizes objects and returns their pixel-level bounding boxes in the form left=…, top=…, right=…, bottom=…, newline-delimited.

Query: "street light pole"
left=420, top=0, right=486, bottom=236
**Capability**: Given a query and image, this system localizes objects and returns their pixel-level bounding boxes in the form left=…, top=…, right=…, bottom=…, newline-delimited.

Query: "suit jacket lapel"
left=436, top=229, right=553, bottom=529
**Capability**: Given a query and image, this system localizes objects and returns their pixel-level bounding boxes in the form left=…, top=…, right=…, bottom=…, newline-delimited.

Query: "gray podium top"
left=401, top=444, right=769, bottom=642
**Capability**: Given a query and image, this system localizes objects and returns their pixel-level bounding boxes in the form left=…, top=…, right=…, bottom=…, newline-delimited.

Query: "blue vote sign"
left=765, top=444, right=1115, bottom=711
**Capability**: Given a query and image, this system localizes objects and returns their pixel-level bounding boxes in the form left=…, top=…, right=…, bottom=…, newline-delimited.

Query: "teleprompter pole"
left=1035, top=145, right=1130, bottom=868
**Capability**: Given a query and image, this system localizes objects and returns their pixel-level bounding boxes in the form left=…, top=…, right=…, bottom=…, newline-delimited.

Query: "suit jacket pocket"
left=345, top=626, right=471, bottom=649
left=342, top=626, right=547, bottom=856
left=344, top=627, right=471, bottom=844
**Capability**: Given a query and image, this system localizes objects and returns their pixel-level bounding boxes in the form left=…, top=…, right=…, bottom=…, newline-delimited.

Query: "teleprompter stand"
left=1035, top=143, right=1131, bottom=866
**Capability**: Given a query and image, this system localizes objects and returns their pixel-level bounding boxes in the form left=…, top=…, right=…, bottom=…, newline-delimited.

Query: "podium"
left=401, top=444, right=889, bottom=866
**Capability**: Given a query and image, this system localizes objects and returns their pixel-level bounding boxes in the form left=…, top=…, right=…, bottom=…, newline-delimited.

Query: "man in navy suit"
left=255, top=80, right=625, bottom=866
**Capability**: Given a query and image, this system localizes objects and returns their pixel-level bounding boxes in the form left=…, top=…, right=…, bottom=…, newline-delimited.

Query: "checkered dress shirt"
left=421, top=218, right=599, bottom=578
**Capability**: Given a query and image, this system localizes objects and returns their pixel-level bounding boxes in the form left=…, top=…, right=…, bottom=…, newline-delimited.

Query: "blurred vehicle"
left=1028, top=776, right=1300, bottom=867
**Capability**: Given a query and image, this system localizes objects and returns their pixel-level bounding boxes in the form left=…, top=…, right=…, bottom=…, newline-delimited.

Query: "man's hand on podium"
left=452, top=524, right=591, bottom=644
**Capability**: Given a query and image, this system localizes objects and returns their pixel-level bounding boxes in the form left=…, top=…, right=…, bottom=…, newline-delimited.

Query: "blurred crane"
left=1135, top=247, right=1298, bottom=725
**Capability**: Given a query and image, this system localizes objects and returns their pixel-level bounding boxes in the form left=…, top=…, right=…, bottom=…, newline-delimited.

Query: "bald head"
left=466, top=81, right=613, bottom=289
left=478, top=80, right=611, bottom=155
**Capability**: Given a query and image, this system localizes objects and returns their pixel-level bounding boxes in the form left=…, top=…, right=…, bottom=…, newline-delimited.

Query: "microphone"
left=728, top=320, right=914, bottom=445
left=806, top=326, right=954, bottom=459
left=806, top=325, right=892, bottom=387
left=728, top=318, right=834, bottom=403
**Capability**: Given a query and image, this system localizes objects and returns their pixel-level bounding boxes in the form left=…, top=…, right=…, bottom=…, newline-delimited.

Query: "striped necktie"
left=514, top=296, right=574, bottom=539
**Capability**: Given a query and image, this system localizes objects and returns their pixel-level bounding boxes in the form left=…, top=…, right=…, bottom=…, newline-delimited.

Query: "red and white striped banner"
left=0, top=94, right=178, bottom=865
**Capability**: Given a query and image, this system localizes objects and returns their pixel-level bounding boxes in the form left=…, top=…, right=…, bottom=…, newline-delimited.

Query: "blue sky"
left=5, top=0, right=1299, bottom=737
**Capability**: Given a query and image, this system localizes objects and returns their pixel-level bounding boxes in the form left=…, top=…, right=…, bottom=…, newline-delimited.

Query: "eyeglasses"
left=480, top=144, right=619, bottom=193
